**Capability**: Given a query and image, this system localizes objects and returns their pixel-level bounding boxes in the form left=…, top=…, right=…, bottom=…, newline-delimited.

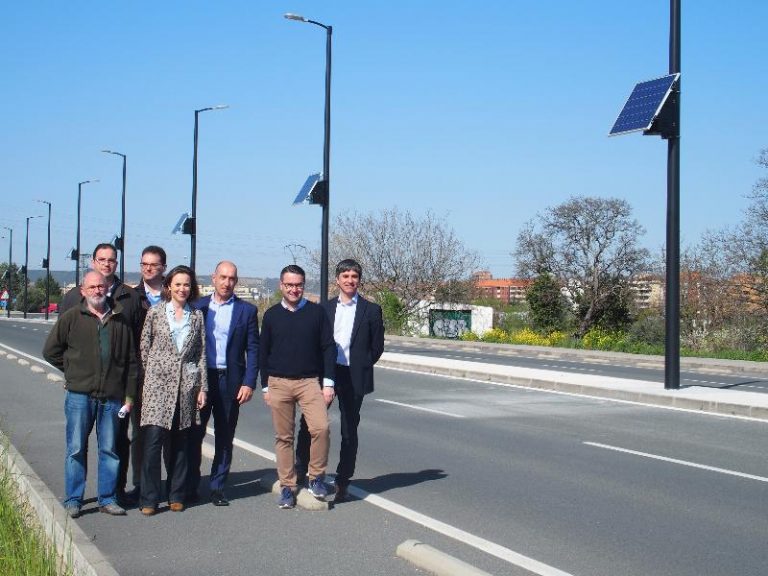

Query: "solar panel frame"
left=609, top=73, right=680, bottom=136
left=293, top=173, right=322, bottom=205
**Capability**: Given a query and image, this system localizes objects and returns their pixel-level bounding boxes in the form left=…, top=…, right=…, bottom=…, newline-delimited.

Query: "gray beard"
left=86, top=294, right=107, bottom=310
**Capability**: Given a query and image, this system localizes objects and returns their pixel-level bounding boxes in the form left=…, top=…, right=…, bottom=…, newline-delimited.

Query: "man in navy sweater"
left=260, top=265, right=336, bottom=509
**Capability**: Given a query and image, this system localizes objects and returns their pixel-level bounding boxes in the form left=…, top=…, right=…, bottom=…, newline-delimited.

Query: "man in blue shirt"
left=187, top=261, right=259, bottom=506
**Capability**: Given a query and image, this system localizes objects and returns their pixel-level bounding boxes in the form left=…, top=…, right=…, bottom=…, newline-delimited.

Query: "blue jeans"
left=64, top=391, right=121, bottom=507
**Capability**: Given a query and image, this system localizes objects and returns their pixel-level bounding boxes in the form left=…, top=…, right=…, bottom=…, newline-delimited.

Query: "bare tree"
left=690, top=148, right=768, bottom=350
left=514, top=196, right=650, bottom=337
left=328, top=208, right=481, bottom=333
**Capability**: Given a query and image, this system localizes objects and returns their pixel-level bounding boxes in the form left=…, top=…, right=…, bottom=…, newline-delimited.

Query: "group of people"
left=42, top=242, right=385, bottom=517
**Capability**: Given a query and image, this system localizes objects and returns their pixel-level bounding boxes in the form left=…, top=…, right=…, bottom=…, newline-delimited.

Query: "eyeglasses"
left=94, top=258, right=117, bottom=265
left=281, top=282, right=305, bottom=290
left=83, top=284, right=107, bottom=292
left=140, top=262, right=164, bottom=269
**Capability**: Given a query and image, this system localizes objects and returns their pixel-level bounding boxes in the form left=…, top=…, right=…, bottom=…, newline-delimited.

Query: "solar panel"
left=609, top=73, right=679, bottom=136
left=293, top=173, right=322, bottom=205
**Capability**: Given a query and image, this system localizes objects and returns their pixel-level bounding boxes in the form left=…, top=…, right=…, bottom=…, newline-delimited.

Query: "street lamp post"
left=23, top=215, right=43, bottom=319
left=1, top=227, right=11, bottom=318
left=285, top=12, right=332, bottom=302
left=102, top=150, right=127, bottom=280
left=191, top=105, right=228, bottom=272
left=36, top=200, right=52, bottom=320
left=75, top=179, right=98, bottom=286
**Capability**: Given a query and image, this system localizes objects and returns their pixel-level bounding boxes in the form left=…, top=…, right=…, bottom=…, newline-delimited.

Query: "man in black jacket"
left=296, top=259, right=385, bottom=502
left=44, top=271, right=138, bottom=518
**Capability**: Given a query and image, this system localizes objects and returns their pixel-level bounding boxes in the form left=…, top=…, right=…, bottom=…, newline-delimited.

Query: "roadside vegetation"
left=372, top=148, right=768, bottom=363
left=0, top=442, right=73, bottom=576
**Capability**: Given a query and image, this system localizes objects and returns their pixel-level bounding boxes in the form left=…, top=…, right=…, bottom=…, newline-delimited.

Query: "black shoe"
left=118, top=486, right=140, bottom=505
left=334, top=484, right=351, bottom=503
left=210, top=490, right=229, bottom=506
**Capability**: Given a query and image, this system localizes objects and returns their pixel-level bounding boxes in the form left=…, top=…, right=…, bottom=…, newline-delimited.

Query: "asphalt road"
left=2, top=319, right=767, bottom=575
left=385, top=340, right=768, bottom=393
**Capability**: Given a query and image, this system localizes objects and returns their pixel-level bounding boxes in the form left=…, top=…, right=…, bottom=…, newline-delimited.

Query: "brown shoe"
left=169, top=502, right=185, bottom=512
left=140, top=507, right=156, bottom=516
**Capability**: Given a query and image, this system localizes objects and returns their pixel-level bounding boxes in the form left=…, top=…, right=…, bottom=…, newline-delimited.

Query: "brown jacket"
left=43, top=299, right=138, bottom=402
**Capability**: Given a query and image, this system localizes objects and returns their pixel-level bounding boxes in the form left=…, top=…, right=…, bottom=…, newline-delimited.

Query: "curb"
left=0, top=430, right=120, bottom=576
left=396, top=539, right=494, bottom=576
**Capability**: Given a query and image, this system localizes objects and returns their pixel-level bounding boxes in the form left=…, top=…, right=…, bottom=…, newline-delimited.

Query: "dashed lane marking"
left=584, top=442, right=768, bottom=483
left=375, top=398, right=466, bottom=419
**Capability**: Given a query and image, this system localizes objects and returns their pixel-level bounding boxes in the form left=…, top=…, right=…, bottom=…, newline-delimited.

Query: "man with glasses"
left=43, top=271, right=138, bottom=518
left=259, top=265, right=336, bottom=509
left=135, top=245, right=166, bottom=308
left=119, top=245, right=167, bottom=503
left=60, top=243, right=143, bottom=504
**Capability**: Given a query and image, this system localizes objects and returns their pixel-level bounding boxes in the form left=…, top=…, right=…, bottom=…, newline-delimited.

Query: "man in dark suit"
left=187, top=261, right=259, bottom=506
left=296, top=259, right=385, bottom=502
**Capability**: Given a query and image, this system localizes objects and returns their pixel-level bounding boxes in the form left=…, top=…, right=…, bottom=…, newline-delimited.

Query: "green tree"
left=526, top=274, right=567, bottom=332
left=25, top=276, right=62, bottom=312
left=575, top=278, right=634, bottom=333
left=376, top=289, right=406, bottom=335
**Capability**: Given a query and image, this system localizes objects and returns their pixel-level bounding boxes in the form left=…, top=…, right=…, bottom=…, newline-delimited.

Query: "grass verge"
left=0, top=440, right=73, bottom=576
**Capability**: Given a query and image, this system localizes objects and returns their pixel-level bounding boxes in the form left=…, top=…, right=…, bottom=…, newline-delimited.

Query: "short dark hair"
left=92, top=243, right=117, bottom=260
left=163, top=265, right=200, bottom=302
left=280, top=264, right=305, bottom=281
left=141, top=245, right=167, bottom=266
left=335, top=259, right=362, bottom=279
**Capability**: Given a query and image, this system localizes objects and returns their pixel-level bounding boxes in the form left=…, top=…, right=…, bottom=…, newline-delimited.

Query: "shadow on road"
left=354, top=468, right=447, bottom=494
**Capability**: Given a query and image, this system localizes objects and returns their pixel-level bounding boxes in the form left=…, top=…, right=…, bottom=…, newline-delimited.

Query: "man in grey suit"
left=296, top=259, right=385, bottom=502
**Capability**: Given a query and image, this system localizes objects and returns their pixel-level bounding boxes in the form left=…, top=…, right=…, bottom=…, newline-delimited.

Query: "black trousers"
left=140, top=407, right=188, bottom=507
left=296, top=365, right=363, bottom=487
left=187, top=369, right=241, bottom=495
left=116, top=388, right=144, bottom=493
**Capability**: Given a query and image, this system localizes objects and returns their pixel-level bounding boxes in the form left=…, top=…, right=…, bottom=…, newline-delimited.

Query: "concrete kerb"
left=0, top=430, right=119, bottom=576
left=396, top=539, right=495, bottom=576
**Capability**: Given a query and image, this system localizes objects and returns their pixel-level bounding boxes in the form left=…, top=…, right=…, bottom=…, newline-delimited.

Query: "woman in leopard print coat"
left=139, top=265, right=207, bottom=513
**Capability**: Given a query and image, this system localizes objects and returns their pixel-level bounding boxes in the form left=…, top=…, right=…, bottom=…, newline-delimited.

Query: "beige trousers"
left=268, top=376, right=329, bottom=488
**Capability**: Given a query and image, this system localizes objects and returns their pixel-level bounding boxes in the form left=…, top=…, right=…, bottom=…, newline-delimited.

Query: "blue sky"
left=1, top=1, right=766, bottom=280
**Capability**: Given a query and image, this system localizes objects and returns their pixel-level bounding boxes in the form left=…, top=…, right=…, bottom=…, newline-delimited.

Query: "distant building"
left=473, top=272, right=532, bottom=304
left=629, top=275, right=664, bottom=310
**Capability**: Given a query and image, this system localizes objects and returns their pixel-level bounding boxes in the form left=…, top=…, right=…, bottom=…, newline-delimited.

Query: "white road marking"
left=584, top=442, right=768, bottom=483
left=379, top=365, right=768, bottom=423
left=375, top=398, right=465, bottom=419
left=229, top=433, right=573, bottom=576
left=0, top=343, right=52, bottom=367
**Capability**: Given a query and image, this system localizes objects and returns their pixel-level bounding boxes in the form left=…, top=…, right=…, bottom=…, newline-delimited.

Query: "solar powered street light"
left=284, top=13, right=332, bottom=302
left=609, top=0, right=681, bottom=390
